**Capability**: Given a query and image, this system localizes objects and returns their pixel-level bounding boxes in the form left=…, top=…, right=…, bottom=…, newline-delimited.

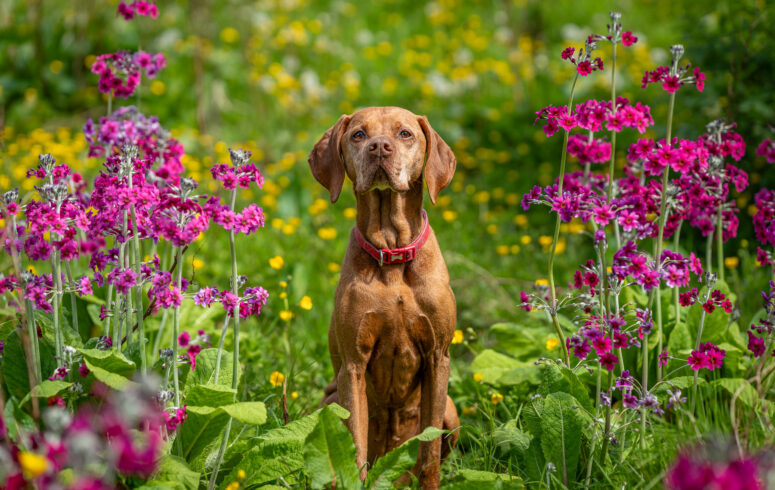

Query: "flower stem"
left=606, top=40, right=618, bottom=203
left=716, top=205, right=724, bottom=283
left=129, top=171, right=146, bottom=373
left=209, top=188, right=241, bottom=488
left=706, top=233, right=713, bottom=275
left=691, top=307, right=708, bottom=413
left=547, top=73, right=579, bottom=367
left=172, top=245, right=183, bottom=456
left=673, top=222, right=683, bottom=327
left=25, top=299, right=42, bottom=383
left=213, top=315, right=231, bottom=384
left=64, top=262, right=79, bottom=334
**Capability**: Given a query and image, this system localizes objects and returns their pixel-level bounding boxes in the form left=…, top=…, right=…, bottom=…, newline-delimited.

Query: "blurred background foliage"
left=1, top=0, right=774, bottom=470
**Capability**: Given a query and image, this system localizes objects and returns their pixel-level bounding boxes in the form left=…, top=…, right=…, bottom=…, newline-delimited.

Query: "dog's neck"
left=355, top=180, right=424, bottom=250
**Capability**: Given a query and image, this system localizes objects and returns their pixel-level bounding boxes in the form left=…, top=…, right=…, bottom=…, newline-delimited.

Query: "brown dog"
left=309, top=107, right=460, bottom=488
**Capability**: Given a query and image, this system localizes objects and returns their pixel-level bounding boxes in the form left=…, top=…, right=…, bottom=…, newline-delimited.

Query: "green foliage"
left=303, top=404, right=361, bottom=489
left=365, top=427, right=444, bottom=489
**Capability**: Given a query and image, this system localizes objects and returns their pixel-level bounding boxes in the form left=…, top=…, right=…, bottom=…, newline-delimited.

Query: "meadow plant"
left=521, top=11, right=774, bottom=486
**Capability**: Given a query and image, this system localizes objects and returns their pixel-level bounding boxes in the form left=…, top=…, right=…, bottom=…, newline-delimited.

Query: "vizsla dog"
left=309, top=107, right=460, bottom=488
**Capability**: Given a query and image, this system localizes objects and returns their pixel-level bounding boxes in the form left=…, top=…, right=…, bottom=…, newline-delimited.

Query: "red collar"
left=354, top=210, right=431, bottom=266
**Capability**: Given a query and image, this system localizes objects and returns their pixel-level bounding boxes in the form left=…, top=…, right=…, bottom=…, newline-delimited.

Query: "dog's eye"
left=399, top=130, right=412, bottom=139
left=352, top=130, right=366, bottom=140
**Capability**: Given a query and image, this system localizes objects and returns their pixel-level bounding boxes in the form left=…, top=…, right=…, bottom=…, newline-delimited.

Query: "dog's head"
left=308, top=106, right=456, bottom=204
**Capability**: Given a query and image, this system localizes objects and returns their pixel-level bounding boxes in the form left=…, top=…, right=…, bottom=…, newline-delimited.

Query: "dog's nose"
left=368, top=138, right=393, bottom=157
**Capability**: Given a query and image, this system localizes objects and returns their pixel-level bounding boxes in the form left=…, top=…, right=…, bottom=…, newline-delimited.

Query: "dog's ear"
left=418, top=116, right=456, bottom=205
left=308, top=114, right=351, bottom=203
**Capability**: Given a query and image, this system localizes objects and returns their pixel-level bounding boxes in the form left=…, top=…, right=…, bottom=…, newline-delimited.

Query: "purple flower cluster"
left=756, top=137, right=775, bottom=164
left=687, top=342, right=726, bottom=371
left=666, top=452, right=764, bottom=489
left=91, top=51, right=165, bottom=98
left=117, top=1, right=159, bottom=20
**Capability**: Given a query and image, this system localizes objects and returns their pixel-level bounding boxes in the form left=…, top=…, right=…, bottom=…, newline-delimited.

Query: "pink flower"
left=693, top=67, right=705, bottom=92
left=577, top=60, right=593, bottom=76
left=662, top=75, right=681, bottom=93
left=561, top=46, right=575, bottom=60
left=658, top=349, right=669, bottom=367
left=622, top=31, right=638, bottom=46
left=599, top=352, right=618, bottom=371
left=519, top=291, right=531, bottom=312
left=178, top=331, right=190, bottom=347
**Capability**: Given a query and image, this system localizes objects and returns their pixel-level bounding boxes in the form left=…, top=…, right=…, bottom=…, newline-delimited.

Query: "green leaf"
left=184, top=348, right=238, bottom=388
left=655, top=375, right=706, bottom=391
left=78, top=348, right=136, bottom=378
left=493, top=419, right=531, bottom=458
left=540, top=392, right=584, bottom=484
left=4, top=396, right=35, bottom=441
left=83, top=359, right=136, bottom=390
left=303, top=404, right=360, bottom=490
left=489, top=322, right=544, bottom=360
left=2, top=330, right=57, bottom=400
left=522, top=396, right=544, bottom=438
left=186, top=383, right=236, bottom=407
left=539, top=362, right=592, bottom=412
left=686, top=289, right=731, bottom=344
left=218, top=404, right=349, bottom=489
left=445, top=468, right=522, bottom=490
left=366, top=427, right=444, bottom=489
left=220, top=402, right=267, bottom=425
left=140, top=455, right=200, bottom=490
left=709, top=378, right=758, bottom=408
left=496, top=365, right=541, bottom=387
left=470, top=349, right=526, bottom=385
left=20, top=380, right=73, bottom=407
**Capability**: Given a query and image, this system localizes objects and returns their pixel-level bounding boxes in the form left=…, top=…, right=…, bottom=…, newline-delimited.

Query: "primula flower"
left=622, top=31, right=638, bottom=46
left=688, top=342, right=726, bottom=371
left=756, top=137, right=775, bottom=164
left=599, top=352, right=619, bottom=371
left=659, top=348, right=670, bottom=367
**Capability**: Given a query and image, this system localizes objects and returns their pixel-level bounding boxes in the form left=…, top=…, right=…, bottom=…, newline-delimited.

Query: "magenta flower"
left=599, top=352, right=618, bottom=371
left=178, top=331, right=191, bottom=348
left=747, top=330, right=766, bottom=358
left=658, top=348, right=669, bottom=367
left=622, top=31, right=638, bottom=46
left=756, top=137, right=775, bottom=164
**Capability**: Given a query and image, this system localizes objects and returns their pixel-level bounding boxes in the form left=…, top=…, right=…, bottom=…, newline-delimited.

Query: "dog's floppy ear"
left=418, top=116, right=456, bottom=205
left=308, top=114, right=351, bottom=203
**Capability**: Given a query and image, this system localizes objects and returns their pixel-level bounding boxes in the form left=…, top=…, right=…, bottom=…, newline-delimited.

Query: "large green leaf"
left=78, top=348, right=136, bottom=378
left=685, top=281, right=735, bottom=344
left=303, top=404, right=360, bottom=489
left=522, top=396, right=544, bottom=438
left=20, top=380, right=72, bottom=407
left=709, top=378, right=758, bottom=408
left=493, top=419, right=531, bottom=458
left=470, top=349, right=526, bottom=385
left=667, top=322, right=693, bottom=372
left=184, top=348, right=238, bottom=388
left=538, top=362, right=592, bottom=411
left=83, top=359, right=136, bottom=390
left=218, top=404, right=349, bottom=490
left=496, top=365, right=542, bottom=387
left=186, top=383, right=236, bottom=407
left=540, top=392, right=584, bottom=485
left=138, top=455, right=200, bottom=490
left=1, top=330, right=57, bottom=400
left=4, top=396, right=35, bottom=441
left=489, top=322, right=545, bottom=360
left=366, top=427, right=444, bottom=489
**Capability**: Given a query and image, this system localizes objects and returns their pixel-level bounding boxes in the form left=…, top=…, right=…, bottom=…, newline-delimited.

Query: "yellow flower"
left=280, top=281, right=287, bottom=289
left=535, top=279, right=549, bottom=287
left=299, top=296, right=313, bottom=310
left=282, top=224, right=296, bottom=236
left=279, top=310, right=293, bottom=321
left=328, top=262, right=341, bottom=273
left=291, top=391, right=299, bottom=400
left=220, top=27, right=240, bottom=43
left=269, top=256, right=284, bottom=269
left=546, top=338, right=560, bottom=350
left=473, top=372, right=483, bottom=383
left=513, top=214, right=528, bottom=227
left=462, top=406, right=477, bottom=416
left=520, top=235, right=532, bottom=245
left=491, top=393, right=504, bottom=405
left=150, top=80, right=166, bottom=96
left=226, top=482, right=240, bottom=490
left=442, top=210, right=458, bottom=222
left=343, top=207, right=357, bottom=219
left=191, top=258, right=204, bottom=270
left=724, top=257, right=739, bottom=269
left=538, top=235, right=553, bottom=247
left=452, top=330, right=463, bottom=344
left=318, top=227, right=337, bottom=240
left=269, top=371, right=285, bottom=387
left=18, top=451, right=48, bottom=479
left=510, top=244, right=521, bottom=255
left=237, top=469, right=246, bottom=480
left=496, top=245, right=509, bottom=256
left=279, top=292, right=287, bottom=299
left=486, top=224, right=498, bottom=235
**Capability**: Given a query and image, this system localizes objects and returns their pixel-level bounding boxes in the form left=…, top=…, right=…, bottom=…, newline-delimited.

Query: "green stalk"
left=706, top=233, right=713, bottom=275
left=104, top=284, right=114, bottom=339
left=172, top=244, right=183, bottom=456
left=25, top=299, right=42, bottom=384
left=209, top=188, right=241, bottom=489
left=129, top=171, right=146, bottom=373
left=547, top=72, right=579, bottom=367
left=673, top=221, right=683, bottom=327
left=213, top=315, right=231, bottom=384
left=716, top=205, right=724, bottom=283
left=599, top=369, right=614, bottom=464
left=641, top=90, right=677, bottom=447
left=64, top=262, right=79, bottom=334
left=691, top=307, right=708, bottom=413
left=606, top=40, right=618, bottom=203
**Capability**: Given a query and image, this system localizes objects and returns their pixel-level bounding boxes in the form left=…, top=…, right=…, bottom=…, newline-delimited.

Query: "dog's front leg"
left=336, top=312, right=379, bottom=480
left=418, top=347, right=451, bottom=489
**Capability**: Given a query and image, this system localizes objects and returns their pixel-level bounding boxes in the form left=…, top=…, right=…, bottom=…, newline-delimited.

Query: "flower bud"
left=229, top=148, right=251, bottom=166
left=2, top=188, right=19, bottom=205
left=670, top=44, right=685, bottom=67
